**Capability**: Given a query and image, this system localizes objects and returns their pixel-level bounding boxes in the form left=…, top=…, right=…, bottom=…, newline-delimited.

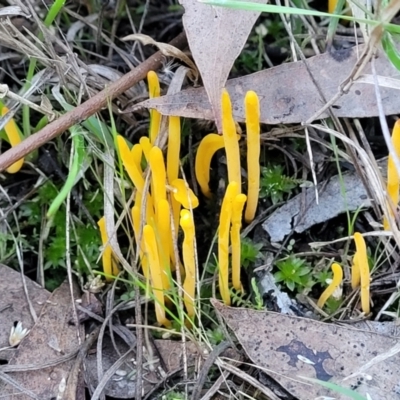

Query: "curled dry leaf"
left=122, top=33, right=199, bottom=82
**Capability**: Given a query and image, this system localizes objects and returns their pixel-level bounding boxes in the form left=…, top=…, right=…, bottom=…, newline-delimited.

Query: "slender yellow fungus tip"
left=180, top=209, right=196, bottom=319
left=1, top=106, right=23, bottom=174
left=317, top=263, right=343, bottom=309
left=244, top=90, right=260, bottom=223
left=384, top=120, right=400, bottom=231
left=147, top=71, right=161, bottom=144
left=231, top=193, right=247, bottom=291
left=167, top=116, right=181, bottom=183
left=218, top=181, right=239, bottom=305
left=149, top=146, right=167, bottom=203
left=221, top=89, right=241, bottom=192
left=353, top=232, right=370, bottom=315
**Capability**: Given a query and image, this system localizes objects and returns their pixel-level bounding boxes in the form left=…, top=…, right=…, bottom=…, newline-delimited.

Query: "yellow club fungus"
left=218, top=181, right=239, bottom=305
left=117, top=135, right=145, bottom=192
left=147, top=71, right=161, bottom=144
left=328, top=0, right=337, bottom=13
left=180, top=209, right=196, bottom=319
left=195, top=133, right=225, bottom=198
left=149, top=146, right=167, bottom=202
left=97, top=216, right=119, bottom=281
left=131, top=144, right=143, bottom=172
left=384, top=120, right=400, bottom=231
left=139, top=136, right=152, bottom=161
left=167, top=116, right=181, bottom=183
left=156, top=199, right=171, bottom=290
left=171, top=179, right=199, bottom=209
left=353, top=232, right=370, bottom=315
left=351, top=253, right=360, bottom=290
left=1, top=106, right=23, bottom=174
left=317, top=263, right=343, bottom=309
left=143, top=224, right=171, bottom=327
left=231, top=193, right=247, bottom=291
left=244, top=91, right=260, bottom=224
left=221, top=89, right=241, bottom=192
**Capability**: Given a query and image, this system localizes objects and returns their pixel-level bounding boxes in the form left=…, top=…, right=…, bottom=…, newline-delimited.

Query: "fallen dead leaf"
left=179, top=0, right=268, bottom=131
left=262, top=158, right=387, bottom=242
left=0, top=264, right=50, bottom=361
left=0, top=278, right=83, bottom=400
left=140, top=45, right=400, bottom=124
left=213, top=299, right=400, bottom=400
left=85, top=335, right=201, bottom=398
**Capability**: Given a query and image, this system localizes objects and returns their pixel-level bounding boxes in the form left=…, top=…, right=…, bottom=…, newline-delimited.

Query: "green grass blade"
left=47, top=128, right=90, bottom=217
left=381, top=31, right=400, bottom=72
left=299, top=376, right=369, bottom=400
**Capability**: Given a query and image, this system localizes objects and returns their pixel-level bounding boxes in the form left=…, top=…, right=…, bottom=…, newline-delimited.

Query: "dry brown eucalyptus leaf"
left=213, top=299, right=400, bottom=400
left=179, top=0, right=268, bottom=131
left=122, top=33, right=199, bottom=82
left=0, top=264, right=50, bottom=361
left=0, top=279, right=83, bottom=400
left=139, top=44, right=400, bottom=124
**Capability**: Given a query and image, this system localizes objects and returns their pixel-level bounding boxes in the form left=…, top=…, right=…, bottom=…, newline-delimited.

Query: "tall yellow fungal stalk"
left=353, top=232, right=370, bottom=315
left=98, top=216, right=119, bottom=281
left=167, top=116, right=182, bottom=244
left=156, top=199, right=171, bottom=290
left=149, top=146, right=167, bottom=203
left=147, top=71, right=161, bottom=144
left=244, top=91, right=260, bottom=223
left=384, top=120, right=400, bottom=231
left=180, top=209, right=196, bottom=319
left=231, top=194, right=247, bottom=291
left=1, top=107, right=23, bottom=173
left=143, top=224, right=171, bottom=327
left=218, top=182, right=239, bottom=305
left=221, top=89, right=241, bottom=193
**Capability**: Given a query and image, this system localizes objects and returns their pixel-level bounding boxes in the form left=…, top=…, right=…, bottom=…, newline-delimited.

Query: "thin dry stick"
left=0, top=32, right=187, bottom=172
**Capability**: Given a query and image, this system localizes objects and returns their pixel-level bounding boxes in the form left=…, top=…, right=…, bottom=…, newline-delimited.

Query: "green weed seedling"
left=260, top=165, right=300, bottom=204
left=274, top=254, right=313, bottom=292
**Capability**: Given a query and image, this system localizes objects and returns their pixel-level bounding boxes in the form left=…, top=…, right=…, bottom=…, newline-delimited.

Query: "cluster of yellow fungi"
left=317, top=232, right=370, bottom=314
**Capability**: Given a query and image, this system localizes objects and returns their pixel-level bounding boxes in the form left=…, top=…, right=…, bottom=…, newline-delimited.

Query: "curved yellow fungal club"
left=97, top=216, right=118, bottom=281
left=171, top=179, right=199, bottom=209
left=149, top=146, right=167, bottom=203
left=117, top=135, right=145, bottom=192
left=143, top=224, right=171, bottom=328
left=354, top=232, right=370, bottom=315
left=1, top=107, right=23, bottom=173
left=195, top=133, right=225, bottom=198
left=147, top=71, right=161, bottom=144
left=317, top=263, right=343, bottom=309
left=221, top=89, right=241, bottom=192
left=244, top=91, right=260, bottom=223
left=156, top=199, right=171, bottom=290
left=180, top=209, right=196, bottom=319
left=231, top=193, right=247, bottom=291
left=384, top=120, right=400, bottom=231
left=218, top=181, right=239, bottom=305
left=167, top=116, right=181, bottom=183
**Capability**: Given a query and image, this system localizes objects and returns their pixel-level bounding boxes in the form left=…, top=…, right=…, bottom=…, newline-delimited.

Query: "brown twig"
left=0, top=32, right=187, bottom=172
